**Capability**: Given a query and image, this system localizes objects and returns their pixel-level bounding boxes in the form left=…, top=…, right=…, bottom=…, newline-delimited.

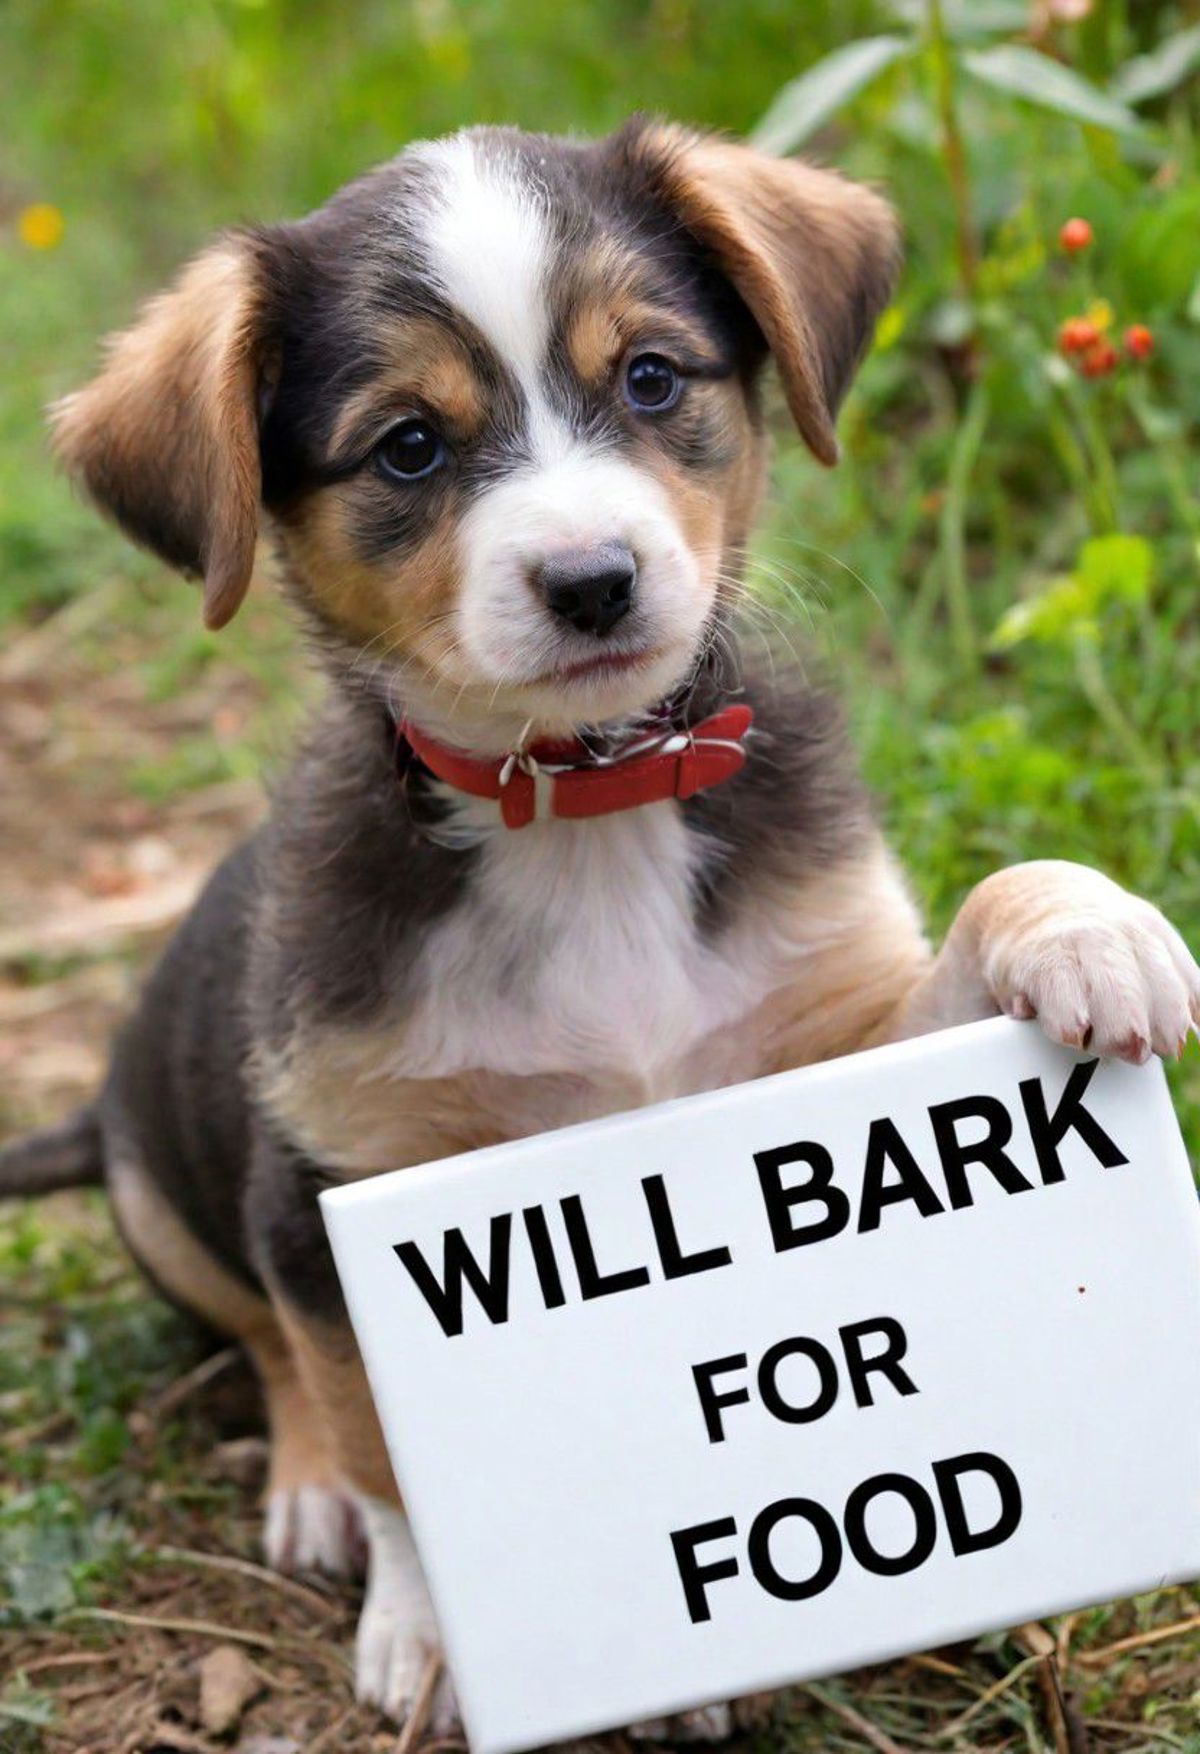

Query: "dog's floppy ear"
left=627, top=123, right=900, bottom=465
left=52, top=234, right=276, bottom=629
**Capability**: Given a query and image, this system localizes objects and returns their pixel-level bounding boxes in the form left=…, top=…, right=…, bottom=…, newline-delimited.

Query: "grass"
left=3, top=0, right=1200, bottom=1748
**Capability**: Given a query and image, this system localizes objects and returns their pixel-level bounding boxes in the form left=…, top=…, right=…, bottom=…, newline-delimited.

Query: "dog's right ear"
left=52, top=234, right=277, bottom=630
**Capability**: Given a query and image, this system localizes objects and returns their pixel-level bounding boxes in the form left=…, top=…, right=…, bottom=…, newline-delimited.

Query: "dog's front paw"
left=354, top=1495, right=461, bottom=1732
left=969, top=862, right=1200, bottom=1063
left=355, top=1593, right=459, bottom=1730
left=628, top=1705, right=734, bottom=1742
left=263, top=1484, right=366, bottom=1577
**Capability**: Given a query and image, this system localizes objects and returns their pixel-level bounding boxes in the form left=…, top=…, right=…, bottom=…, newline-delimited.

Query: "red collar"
left=396, top=705, right=754, bottom=829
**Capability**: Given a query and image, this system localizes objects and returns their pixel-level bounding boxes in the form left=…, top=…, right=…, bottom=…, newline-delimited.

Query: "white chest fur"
left=397, top=803, right=772, bottom=1099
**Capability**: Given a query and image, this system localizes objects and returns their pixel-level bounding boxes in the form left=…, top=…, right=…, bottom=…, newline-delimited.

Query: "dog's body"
left=5, top=119, right=1198, bottom=1737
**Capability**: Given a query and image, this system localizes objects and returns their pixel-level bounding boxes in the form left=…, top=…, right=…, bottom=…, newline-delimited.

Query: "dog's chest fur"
left=405, top=804, right=771, bottom=1081
left=261, top=804, right=780, bottom=1173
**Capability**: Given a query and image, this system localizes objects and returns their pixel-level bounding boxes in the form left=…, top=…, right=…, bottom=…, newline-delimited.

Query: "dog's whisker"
left=760, top=534, right=892, bottom=624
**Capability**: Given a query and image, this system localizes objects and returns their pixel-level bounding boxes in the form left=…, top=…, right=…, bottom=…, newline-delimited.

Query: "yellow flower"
left=18, top=203, right=65, bottom=250
left=1084, top=298, right=1114, bottom=334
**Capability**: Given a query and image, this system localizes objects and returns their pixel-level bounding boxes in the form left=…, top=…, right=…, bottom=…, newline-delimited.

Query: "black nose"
left=537, top=543, right=636, bottom=637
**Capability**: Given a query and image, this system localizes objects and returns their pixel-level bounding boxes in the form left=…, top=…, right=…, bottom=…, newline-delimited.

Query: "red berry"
left=1058, top=317, right=1099, bottom=355
left=1124, top=323, right=1154, bottom=360
left=1059, top=217, right=1094, bottom=253
left=1079, top=340, right=1118, bottom=378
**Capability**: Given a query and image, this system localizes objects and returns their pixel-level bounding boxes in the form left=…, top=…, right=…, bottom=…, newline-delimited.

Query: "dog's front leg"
left=883, top=859, right=1200, bottom=1059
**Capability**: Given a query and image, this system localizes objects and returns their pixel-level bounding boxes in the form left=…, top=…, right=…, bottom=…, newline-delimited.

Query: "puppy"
left=3, top=118, right=1198, bottom=1739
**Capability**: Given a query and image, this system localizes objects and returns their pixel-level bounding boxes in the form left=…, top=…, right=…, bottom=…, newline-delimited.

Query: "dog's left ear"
left=626, top=123, right=901, bottom=465
left=52, top=233, right=277, bottom=629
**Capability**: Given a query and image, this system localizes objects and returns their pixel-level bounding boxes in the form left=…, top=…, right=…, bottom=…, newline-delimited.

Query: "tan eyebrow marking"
left=567, top=302, right=622, bottom=383
left=565, top=294, right=718, bottom=384
left=329, top=318, right=486, bottom=456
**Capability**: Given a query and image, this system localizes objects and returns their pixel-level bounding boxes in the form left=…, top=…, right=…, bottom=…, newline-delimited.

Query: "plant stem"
left=927, top=0, right=979, bottom=299
left=1073, top=632, right=1157, bottom=776
left=1066, top=380, right=1121, bottom=533
left=1044, top=403, right=1101, bottom=528
left=1127, top=383, right=1200, bottom=556
left=939, top=379, right=990, bottom=668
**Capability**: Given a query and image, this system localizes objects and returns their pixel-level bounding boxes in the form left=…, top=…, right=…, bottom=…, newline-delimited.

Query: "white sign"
left=321, top=1017, right=1200, bottom=1754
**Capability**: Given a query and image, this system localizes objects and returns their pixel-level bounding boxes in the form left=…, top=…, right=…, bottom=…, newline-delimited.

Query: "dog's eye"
left=625, top=354, right=680, bottom=413
left=376, top=420, right=445, bottom=481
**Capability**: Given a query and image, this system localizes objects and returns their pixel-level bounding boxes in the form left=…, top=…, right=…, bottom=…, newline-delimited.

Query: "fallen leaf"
left=199, top=1644, right=262, bottom=1737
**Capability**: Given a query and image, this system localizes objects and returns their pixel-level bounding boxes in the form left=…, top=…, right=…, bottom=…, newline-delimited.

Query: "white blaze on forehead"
left=416, top=133, right=553, bottom=397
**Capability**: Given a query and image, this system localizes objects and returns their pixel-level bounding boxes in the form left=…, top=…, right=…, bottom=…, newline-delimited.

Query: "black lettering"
left=844, top=1472, right=937, bottom=1576
left=755, top=1141, right=850, bottom=1251
left=839, top=1317, right=919, bottom=1408
left=748, top=1497, right=842, bottom=1601
left=670, top=1517, right=740, bottom=1624
left=560, top=1194, right=652, bottom=1300
left=757, top=1338, right=839, bottom=1424
left=393, top=1215, right=512, bottom=1338
left=859, top=1119, right=945, bottom=1231
left=1019, top=1060, right=1129, bottom=1185
left=934, top=1451, right=1024, bottom=1555
left=642, top=1174, right=733, bottom=1280
left=692, top=1354, right=751, bottom=1444
left=522, top=1205, right=566, bottom=1311
left=930, top=1094, right=1032, bottom=1208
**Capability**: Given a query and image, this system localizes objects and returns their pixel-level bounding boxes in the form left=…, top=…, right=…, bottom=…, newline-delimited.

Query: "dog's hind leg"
left=108, top=1152, right=364, bottom=1577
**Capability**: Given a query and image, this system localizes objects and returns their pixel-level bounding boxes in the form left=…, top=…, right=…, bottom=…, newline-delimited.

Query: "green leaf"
left=1075, top=534, right=1153, bottom=606
left=1, top=1520, right=80, bottom=1619
left=751, top=36, right=912, bottom=156
left=77, top=1406, right=131, bottom=1475
left=962, top=45, right=1144, bottom=136
left=991, top=575, right=1094, bottom=650
left=1111, top=24, right=1200, bottom=106
left=0, top=1684, right=57, bottom=1729
left=886, top=0, right=1029, bottom=34
left=990, top=536, right=1153, bottom=651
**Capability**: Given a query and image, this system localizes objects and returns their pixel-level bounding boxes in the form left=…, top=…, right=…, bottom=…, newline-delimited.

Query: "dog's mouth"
left=539, top=645, right=664, bottom=685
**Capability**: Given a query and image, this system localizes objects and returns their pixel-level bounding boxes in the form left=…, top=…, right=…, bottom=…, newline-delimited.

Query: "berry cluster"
left=1054, top=219, right=1153, bottom=379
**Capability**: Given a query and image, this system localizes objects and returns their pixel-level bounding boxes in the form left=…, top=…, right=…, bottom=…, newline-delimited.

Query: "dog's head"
left=54, top=120, right=898, bottom=740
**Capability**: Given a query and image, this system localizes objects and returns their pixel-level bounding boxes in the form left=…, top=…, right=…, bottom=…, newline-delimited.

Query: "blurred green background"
left=3, top=7, right=1200, bottom=1746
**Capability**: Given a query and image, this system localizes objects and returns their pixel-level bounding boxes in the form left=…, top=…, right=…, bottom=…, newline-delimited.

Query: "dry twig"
left=936, top=1652, right=1043, bottom=1738
left=60, top=1605, right=277, bottom=1650
left=1075, top=1612, right=1200, bottom=1666
left=18, top=1651, right=123, bottom=1677
left=150, top=1346, right=241, bottom=1419
left=152, top=1543, right=337, bottom=1614
left=394, top=1652, right=446, bottom=1754
left=0, top=868, right=208, bottom=963
left=802, top=1683, right=910, bottom=1754
left=305, top=1706, right=358, bottom=1754
left=1014, top=1622, right=1089, bottom=1754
